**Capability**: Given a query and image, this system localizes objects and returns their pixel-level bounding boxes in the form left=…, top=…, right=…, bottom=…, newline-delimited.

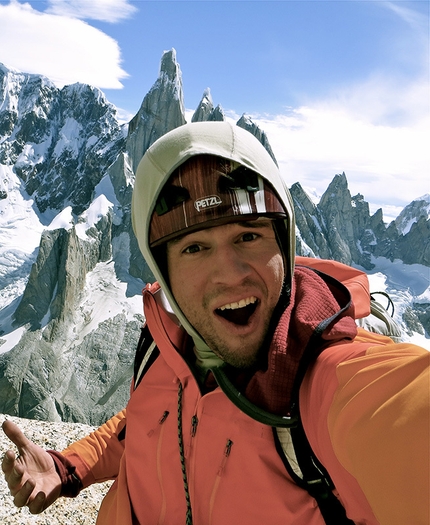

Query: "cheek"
left=169, top=268, right=199, bottom=314
left=267, top=253, right=285, bottom=290
left=167, top=259, right=182, bottom=306
left=167, top=251, right=185, bottom=298
left=169, top=273, right=185, bottom=307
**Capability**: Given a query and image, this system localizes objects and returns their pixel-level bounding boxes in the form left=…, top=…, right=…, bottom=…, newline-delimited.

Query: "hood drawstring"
left=178, top=382, right=193, bottom=524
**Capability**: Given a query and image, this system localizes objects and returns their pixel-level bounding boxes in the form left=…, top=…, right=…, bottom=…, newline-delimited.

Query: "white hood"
left=131, top=121, right=295, bottom=368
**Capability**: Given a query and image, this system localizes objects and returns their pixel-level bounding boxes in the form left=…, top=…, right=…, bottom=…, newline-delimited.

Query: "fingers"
left=28, top=492, right=48, bottom=514
left=1, top=420, right=32, bottom=489
left=1, top=428, right=34, bottom=505
left=2, top=450, right=47, bottom=514
left=2, top=449, right=26, bottom=493
left=13, top=478, right=35, bottom=507
left=2, top=420, right=31, bottom=450
left=1, top=448, right=17, bottom=476
left=2, top=419, right=61, bottom=514
left=9, top=478, right=46, bottom=514
left=6, top=462, right=27, bottom=495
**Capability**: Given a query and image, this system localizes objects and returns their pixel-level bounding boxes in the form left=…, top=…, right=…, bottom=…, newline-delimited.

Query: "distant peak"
left=162, top=48, right=177, bottom=59
left=414, top=194, right=430, bottom=203
left=159, top=48, right=179, bottom=80
left=202, top=87, right=212, bottom=101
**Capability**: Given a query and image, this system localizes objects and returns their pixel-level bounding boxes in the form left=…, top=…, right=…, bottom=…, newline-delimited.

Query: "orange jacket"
left=62, top=260, right=429, bottom=525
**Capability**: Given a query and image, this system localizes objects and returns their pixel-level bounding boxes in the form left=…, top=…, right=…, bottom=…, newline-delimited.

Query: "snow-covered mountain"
left=395, top=195, right=430, bottom=236
left=0, top=49, right=429, bottom=425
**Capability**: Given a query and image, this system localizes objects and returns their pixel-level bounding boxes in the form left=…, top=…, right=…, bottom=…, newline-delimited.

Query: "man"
left=2, top=122, right=429, bottom=524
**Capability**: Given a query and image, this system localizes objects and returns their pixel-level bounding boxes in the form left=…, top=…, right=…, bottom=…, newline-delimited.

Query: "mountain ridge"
left=0, top=49, right=428, bottom=425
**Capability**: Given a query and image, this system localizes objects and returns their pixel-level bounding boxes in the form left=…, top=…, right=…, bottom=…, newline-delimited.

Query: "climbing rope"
left=178, top=382, right=193, bottom=524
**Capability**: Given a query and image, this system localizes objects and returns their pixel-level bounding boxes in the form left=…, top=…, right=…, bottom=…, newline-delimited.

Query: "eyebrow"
left=167, top=219, right=274, bottom=246
left=236, top=219, right=273, bottom=229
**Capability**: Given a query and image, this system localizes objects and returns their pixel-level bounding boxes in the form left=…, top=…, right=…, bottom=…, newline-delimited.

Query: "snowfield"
left=1, top=164, right=429, bottom=362
left=365, top=258, right=430, bottom=350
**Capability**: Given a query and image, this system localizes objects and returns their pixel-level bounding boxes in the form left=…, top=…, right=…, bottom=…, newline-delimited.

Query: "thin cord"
left=178, top=382, right=193, bottom=524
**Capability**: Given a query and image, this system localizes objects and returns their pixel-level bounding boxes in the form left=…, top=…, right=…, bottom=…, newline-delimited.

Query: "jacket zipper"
left=147, top=410, right=170, bottom=438
left=191, top=415, right=199, bottom=437
left=156, top=410, right=170, bottom=524
left=209, top=439, right=234, bottom=524
left=159, top=410, right=170, bottom=424
left=218, top=439, right=233, bottom=474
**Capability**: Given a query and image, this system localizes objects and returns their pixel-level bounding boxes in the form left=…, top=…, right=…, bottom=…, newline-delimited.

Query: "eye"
left=183, top=243, right=202, bottom=254
left=241, top=232, right=258, bottom=242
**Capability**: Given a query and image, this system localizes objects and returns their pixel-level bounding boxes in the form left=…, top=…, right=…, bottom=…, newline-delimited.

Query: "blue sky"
left=0, top=0, right=429, bottom=219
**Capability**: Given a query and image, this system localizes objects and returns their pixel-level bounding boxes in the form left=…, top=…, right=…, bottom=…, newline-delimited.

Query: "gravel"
left=0, top=415, right=113, bottom=525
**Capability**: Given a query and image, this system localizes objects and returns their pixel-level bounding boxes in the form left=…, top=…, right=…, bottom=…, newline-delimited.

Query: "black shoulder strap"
left=118, top=325, right=160, bottom=442
left=133, top=324, right=160, bottom=389
left=275, top=423, right=354, bottom=524
left=273, top=303, right=356, bottom=525
left=291, top=421, right=355, bottom=524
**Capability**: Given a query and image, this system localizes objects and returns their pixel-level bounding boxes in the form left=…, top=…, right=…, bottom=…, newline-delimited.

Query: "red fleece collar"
left=245, top=266, right=358, bottom=415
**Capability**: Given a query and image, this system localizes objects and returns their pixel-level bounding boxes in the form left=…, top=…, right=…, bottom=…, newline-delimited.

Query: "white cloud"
left=378, top=2, right=429, bottom=72
left=46, top=0, right=137, bottom=23
left=0, top=0, right=128, bottom=88
left=0, top=0, right=427, bottom=220
left=323, top=73, right=429, bottom=128
left=249, top=75, right=429, bottom=216
left=383, top=1, right=428, bottom=35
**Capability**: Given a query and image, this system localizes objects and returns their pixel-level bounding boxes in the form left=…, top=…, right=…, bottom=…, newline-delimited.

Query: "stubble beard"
left=173, top=275, right=283, bottom=369
left=203, top=332, right=268, bottom=369
left=190, top=298, right=275, bottom=369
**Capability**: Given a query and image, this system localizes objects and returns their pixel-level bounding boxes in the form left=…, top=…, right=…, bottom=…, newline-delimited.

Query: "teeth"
left=218, top=296, right=257, bottom=311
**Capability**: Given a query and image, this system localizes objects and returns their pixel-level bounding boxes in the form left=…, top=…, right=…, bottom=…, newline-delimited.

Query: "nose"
left=210, top=244, right=252, bottom=285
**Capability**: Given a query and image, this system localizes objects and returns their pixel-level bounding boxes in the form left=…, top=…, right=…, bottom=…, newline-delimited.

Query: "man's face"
left=166, top=218, right=284, bottom=368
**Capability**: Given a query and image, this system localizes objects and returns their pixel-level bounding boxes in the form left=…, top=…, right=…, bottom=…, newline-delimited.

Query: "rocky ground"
left=0, top=415, right=112, bottom=524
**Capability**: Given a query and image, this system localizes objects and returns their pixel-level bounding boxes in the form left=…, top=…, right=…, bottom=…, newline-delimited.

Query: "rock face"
left=294, top=173, right=378, bottom=269
left=0, top=51, right=188, bottom=424
left=127, top=49, right=186, bottom=173
left=291, top=178, right=430, bottom=343
left=191, top=88, right=225, bottom=122
left=293, top=174, right=430, bottom=271
left=395, top=196, right=430, bottom=266
left=0, top=49, right=429, bottom=425
left=236, top=114, right=278, bottom=166
left=0, top=66, right=125, bottom=215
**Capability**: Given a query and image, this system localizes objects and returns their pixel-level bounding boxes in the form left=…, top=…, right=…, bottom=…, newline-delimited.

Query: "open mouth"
left=215, top=297, right=258, bottom=326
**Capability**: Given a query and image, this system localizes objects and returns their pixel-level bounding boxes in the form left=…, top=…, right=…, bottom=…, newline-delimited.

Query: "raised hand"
left=1, top=419, right=62, bottom=514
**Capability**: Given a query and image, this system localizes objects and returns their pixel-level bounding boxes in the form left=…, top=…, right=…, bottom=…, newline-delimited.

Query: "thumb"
left=2, top=420, right=32, bottom=452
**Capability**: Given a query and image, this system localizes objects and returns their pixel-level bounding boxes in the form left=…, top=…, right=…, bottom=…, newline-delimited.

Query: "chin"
left=214, top=343, right=262, bottom=369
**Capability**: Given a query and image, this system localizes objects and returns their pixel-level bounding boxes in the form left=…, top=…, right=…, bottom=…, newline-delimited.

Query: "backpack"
left=132, top=261, right=403, bottom=524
